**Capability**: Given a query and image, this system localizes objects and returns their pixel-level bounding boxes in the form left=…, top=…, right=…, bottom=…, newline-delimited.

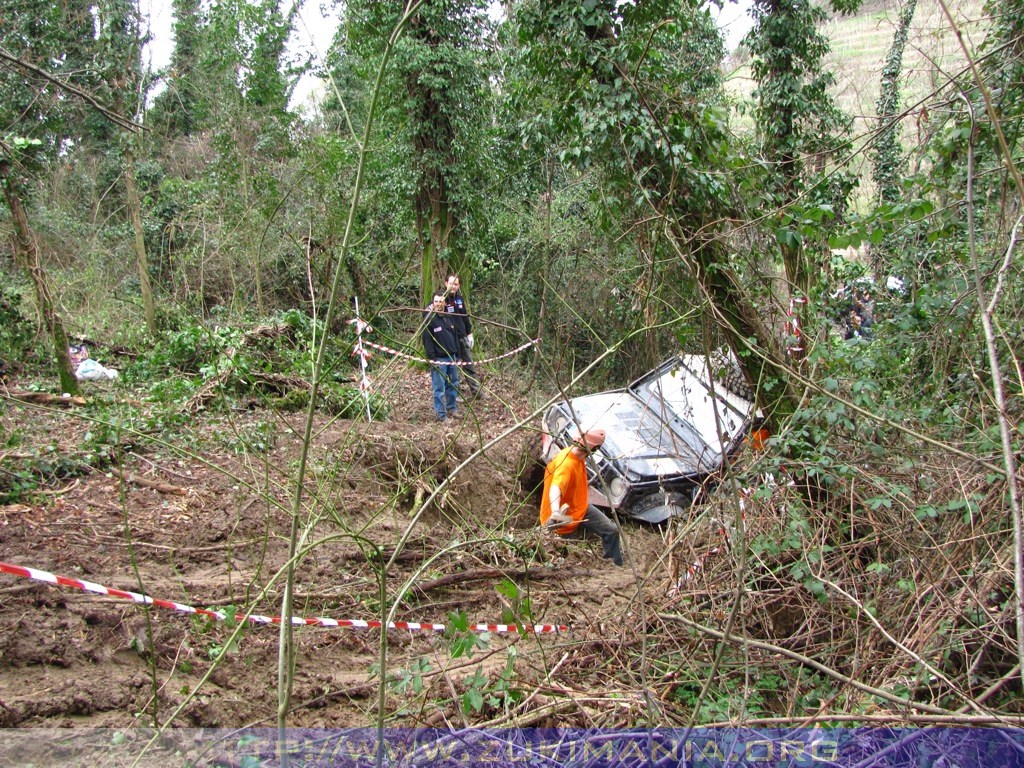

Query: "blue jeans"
left=430, top=358, right=459, bottom=419
left=564, top=505, right=623, bottom=566
left=457, top=337, right=479, bottom=394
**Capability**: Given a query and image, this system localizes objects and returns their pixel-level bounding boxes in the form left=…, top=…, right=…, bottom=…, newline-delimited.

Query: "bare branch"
left=0, top=46, right=142, bottom=134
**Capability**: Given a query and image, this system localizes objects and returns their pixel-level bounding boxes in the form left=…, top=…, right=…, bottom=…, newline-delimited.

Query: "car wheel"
left=626, top=492, right=691, bottom=524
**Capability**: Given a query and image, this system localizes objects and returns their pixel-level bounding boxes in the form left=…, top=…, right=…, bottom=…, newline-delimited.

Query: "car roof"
left=629, top=353, right=756, bottom=452
left=557, top=353, right=757, bottom=473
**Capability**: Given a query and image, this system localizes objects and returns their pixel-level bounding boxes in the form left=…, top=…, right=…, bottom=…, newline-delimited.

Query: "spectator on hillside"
left=855, top=287, right=874, bottom=335
left=844, top=285, right=875, bottom=340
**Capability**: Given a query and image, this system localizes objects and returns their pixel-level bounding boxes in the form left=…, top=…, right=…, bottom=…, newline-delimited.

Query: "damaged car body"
left=539, top=353, right=762, bottom=523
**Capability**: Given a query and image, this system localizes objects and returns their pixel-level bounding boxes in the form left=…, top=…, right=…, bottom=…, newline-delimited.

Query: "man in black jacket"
left=423, top=291, right=461, bottom=421
left=444, top=274, right=482, bottom=398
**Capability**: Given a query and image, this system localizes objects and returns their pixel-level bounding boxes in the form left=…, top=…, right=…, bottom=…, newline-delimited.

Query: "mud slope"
left=0, top=366, right=671, bottom=729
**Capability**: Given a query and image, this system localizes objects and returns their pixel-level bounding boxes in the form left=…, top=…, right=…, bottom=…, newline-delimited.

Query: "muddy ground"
left=0, top=363, right=685, bottom=737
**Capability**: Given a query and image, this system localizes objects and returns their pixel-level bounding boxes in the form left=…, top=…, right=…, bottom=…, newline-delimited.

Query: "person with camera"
left=423, top=291, right=461, bottom=422
left=444, top=274, right=482, bottom=399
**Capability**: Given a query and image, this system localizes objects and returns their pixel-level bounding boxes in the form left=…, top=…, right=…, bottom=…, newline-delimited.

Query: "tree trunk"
left=345, top=252, right=365, bottom=306
left=870, top=0, right=918, bottom=278
left=678, top=231, right=801, bottom=431
left=407, top=12, right=460, bottom=308
left=416, top=165, right=456, bottom=307
left=0, top=158, right=80, bottom=395
left=124, top=145, right=158, bottom=335
left=419, top=230, right=436, bottom=309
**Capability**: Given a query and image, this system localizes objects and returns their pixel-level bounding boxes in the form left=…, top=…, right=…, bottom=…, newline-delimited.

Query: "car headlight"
left=545, top=410, right=568, bottom=437
left=609, top=477, right=627, bottom=506
left=553, top=412, right=569, bottom=434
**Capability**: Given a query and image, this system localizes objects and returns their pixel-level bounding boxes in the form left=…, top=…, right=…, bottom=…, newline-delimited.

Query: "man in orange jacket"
left=539, top=428, right=623, bottom=566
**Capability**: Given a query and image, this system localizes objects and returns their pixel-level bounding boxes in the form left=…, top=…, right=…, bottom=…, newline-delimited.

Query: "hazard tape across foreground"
left=360, top=337, right=539, bottom=367
left=0, top=561, right=568, bottom=635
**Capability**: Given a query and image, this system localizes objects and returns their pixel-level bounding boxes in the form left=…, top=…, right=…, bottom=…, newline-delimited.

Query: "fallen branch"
left=0, top=451, right=34, bottom=462
left=36, top=478, right=81, bottom=497
left=183, top=371, right=230, bottom=413
left=184, top=368, right=311, bottom=412
left=476, top=652, right=572, bottom=728
left=242, top=323, right=290, bottom=344
left=3, top=390, right=87, bottom=407
left=108, top=468, right=187, bottom=495
left=246, top=371, right=312, bottom=395
left=0, top=583, right=42, bottom=596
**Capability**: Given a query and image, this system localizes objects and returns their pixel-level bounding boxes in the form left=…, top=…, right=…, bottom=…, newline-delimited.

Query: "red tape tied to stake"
left=0, top=561, right=568, bottom=635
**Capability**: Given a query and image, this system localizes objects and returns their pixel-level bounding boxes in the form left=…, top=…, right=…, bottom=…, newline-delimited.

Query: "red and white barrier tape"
left=0, top=561, right=568, bottom=635
left=348, top=318, right=373, bottom=335
left=679, top=531, right=728, bottom=584
left=786, top=296, right=807, bottom=355
left=360, top=338, right=539, bottom=368
left=679, top=514, right=739, bottom=585
left=349, top=309, right=375, bottom=420
left=352, top=340, right=374, bottom=394
left=677, top=486, right=761, bottom=585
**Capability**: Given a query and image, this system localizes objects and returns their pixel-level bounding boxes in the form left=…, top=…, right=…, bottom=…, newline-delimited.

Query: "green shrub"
left=0, top=284, right=35, bottom=366
left=123, top=314, right=384, bottom=418
left=270, top=384, right=388, bottom=419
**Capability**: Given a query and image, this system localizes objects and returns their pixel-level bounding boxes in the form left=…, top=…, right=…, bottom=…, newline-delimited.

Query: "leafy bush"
left=0, top=451, right=82, bottom=504
left=0, top=284, right=36, bottom=368
left=269, top=384, right=388, bottom=419
left=122, top=312, right=386, bottom=418
left=0, top=410, right=131, bottom=504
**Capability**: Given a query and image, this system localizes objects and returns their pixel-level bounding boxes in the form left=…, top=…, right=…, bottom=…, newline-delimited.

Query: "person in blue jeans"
left=422, top=291, right=461, bottom=421
left=444, top=274, right=482, bottom=398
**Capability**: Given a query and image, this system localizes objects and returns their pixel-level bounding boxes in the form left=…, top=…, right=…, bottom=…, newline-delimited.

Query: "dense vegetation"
left=1, top=0, right=1022, bottom=729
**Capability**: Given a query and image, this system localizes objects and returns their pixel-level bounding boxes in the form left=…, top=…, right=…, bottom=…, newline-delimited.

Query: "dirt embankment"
left=0, top=365, right=667, bottom=731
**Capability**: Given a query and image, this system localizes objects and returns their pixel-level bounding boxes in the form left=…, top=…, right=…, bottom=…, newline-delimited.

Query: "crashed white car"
left=539, top=353, right=761, bottom=523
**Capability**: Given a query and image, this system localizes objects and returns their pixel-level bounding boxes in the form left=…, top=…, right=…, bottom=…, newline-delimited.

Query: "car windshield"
left=629, top=357, right=752, bottom=462
left=601, top=396, right=711, bottom=469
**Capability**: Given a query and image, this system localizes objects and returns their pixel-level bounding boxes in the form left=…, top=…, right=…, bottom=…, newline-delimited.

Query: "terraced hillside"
left=725, top=0, right=987, bottom=202
left=826, top=0, right=985, bottom=125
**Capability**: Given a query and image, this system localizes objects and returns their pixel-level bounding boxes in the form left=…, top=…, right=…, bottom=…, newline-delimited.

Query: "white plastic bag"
left=75, top=358, right=119, bottom=381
